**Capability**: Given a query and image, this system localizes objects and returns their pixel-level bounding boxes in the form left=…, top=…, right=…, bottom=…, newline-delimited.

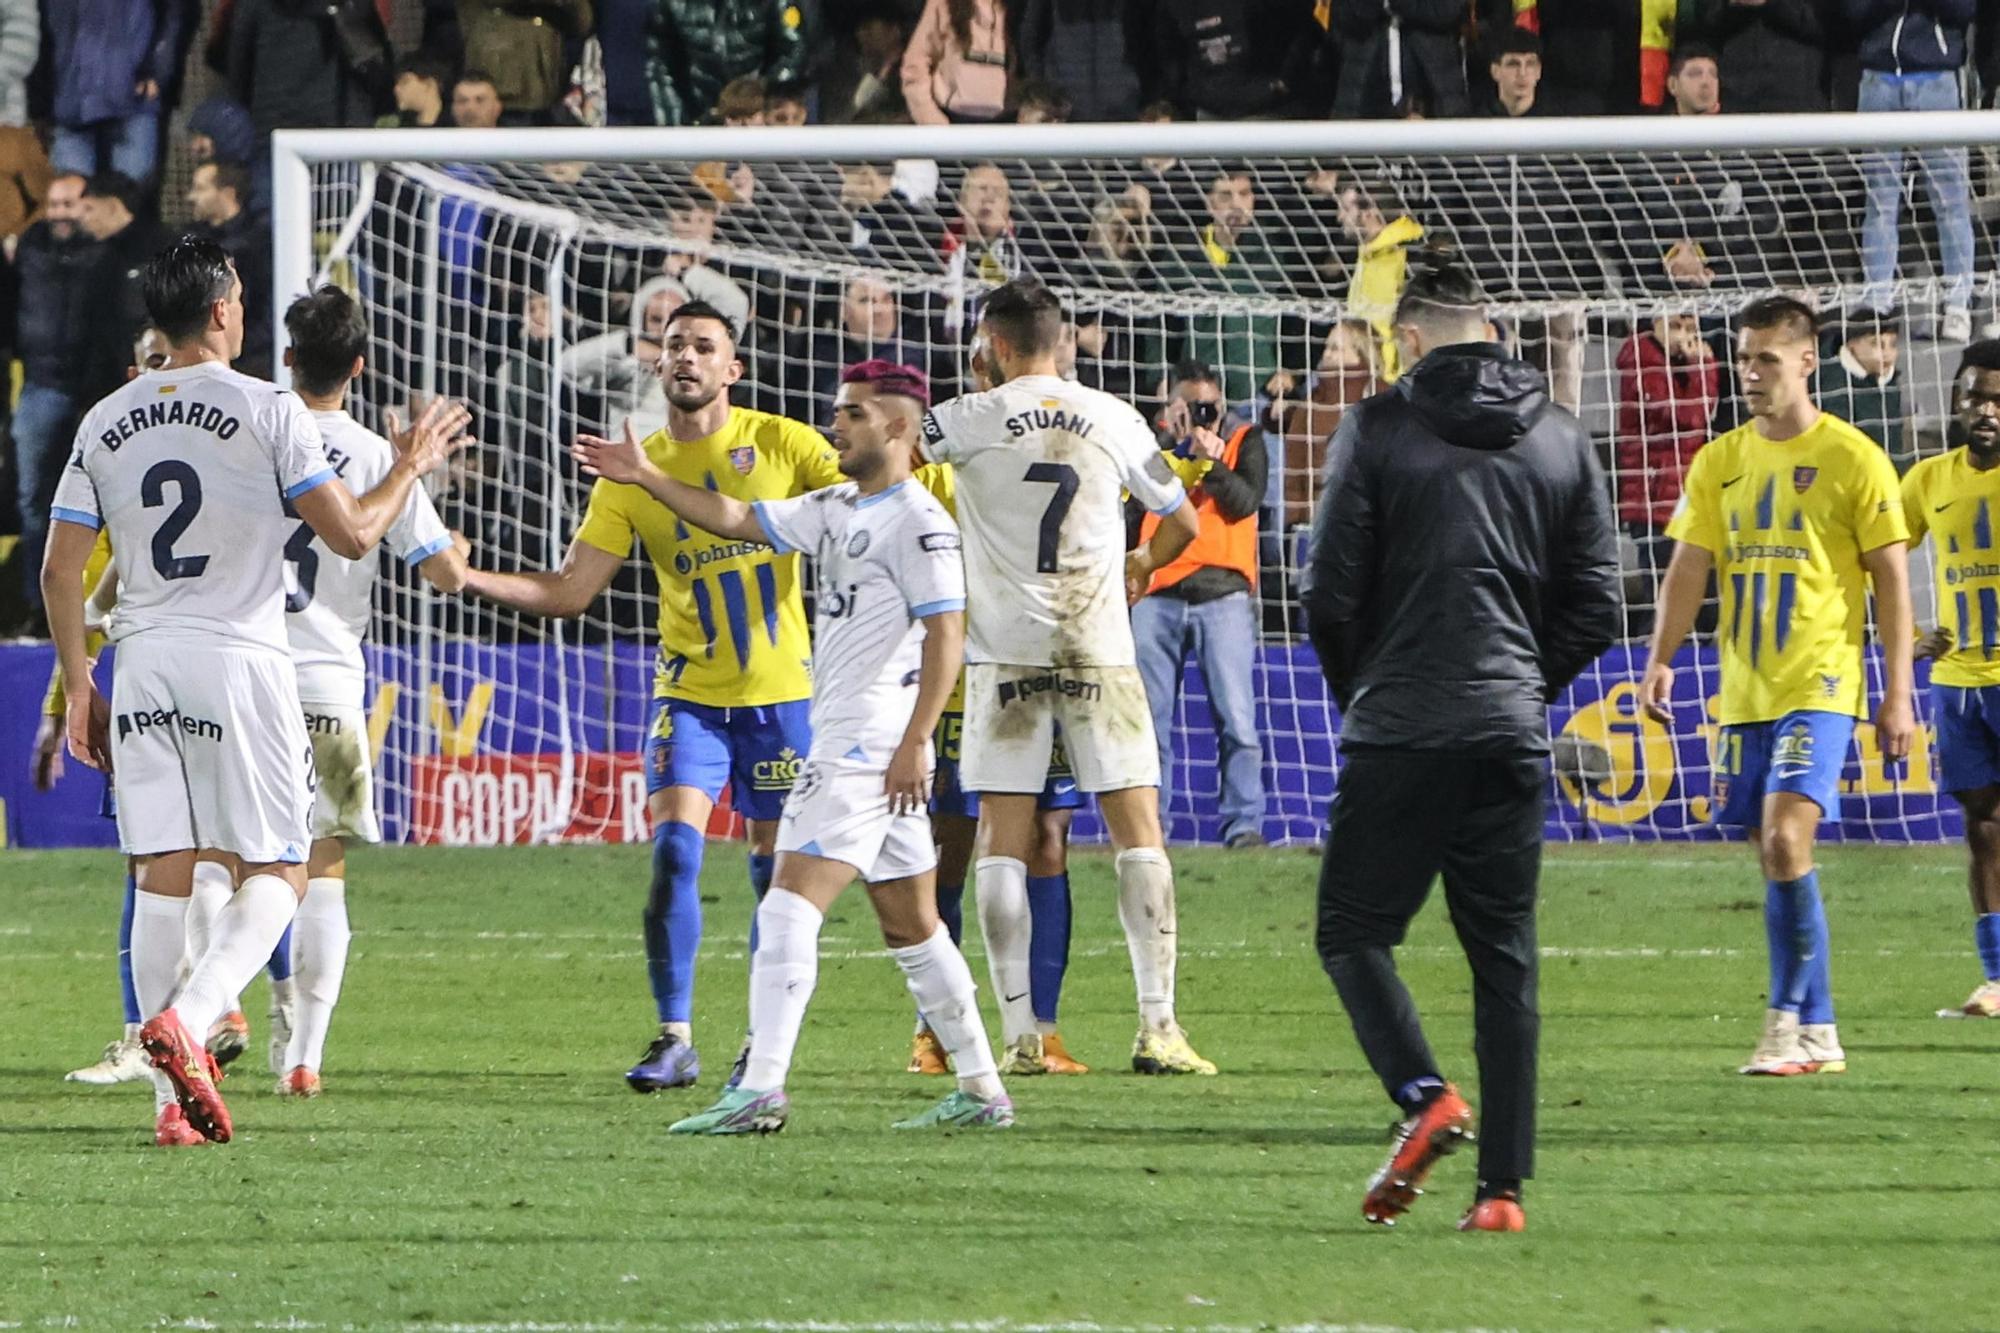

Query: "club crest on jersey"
left=729, top=446, right=757, bottom=475
left=1792, top=466, right=1818, bottom=493
left=847, top=530, right=871, bottom=558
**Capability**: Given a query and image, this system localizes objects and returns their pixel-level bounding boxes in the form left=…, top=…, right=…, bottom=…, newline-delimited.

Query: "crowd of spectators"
left=2, top=0, right=1999, bottom=643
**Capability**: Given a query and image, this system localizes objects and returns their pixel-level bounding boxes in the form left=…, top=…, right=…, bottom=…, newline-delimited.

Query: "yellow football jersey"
left=1667, top=413, right=1907, bottom=725
left=43, top=528, right=114, bottom=717
left=1904, top=447, right=2000, bottom=688
left=575, top=408, right=841, bottom=707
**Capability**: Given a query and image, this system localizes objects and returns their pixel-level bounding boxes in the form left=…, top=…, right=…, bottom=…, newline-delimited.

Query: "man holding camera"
left=1133, top=360, right=1270, bottom=849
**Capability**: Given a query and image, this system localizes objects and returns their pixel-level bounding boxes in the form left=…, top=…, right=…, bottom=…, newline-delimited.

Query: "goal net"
left=275, top=117, right=1999, bottom=848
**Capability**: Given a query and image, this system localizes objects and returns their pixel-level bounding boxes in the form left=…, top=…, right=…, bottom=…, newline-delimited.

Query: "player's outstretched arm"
left=887, top=608, right=966, bottom=816
left=296, top=400, right=472, bottom=560
left=1862, top=540, right=1916, bottom=762
left=571, top=419, right=763, bottom=544
left=463, top=537, right=623, bottom=619
left=417, top=530, right=472, bottom=595
left=1639, top=541, right=1715, bottom=724
left=39, top=520, right=111, bottom=772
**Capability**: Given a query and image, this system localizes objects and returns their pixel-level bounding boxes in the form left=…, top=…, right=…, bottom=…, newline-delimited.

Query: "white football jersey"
left=287, top=410, right=452, bottom=707
left=50, top=362, right=337, bottom=656
left=919, top=373, right=1186, bottom=667
left=753, top=479, right=965, bottom=764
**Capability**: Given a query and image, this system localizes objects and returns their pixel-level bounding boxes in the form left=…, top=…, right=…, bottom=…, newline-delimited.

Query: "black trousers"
left=1316, top=747, right=1547, bottom=1184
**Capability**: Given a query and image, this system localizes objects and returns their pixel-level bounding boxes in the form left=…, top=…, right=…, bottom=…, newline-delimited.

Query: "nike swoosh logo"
left=1003, top=991, right=1029, bottom=1003
left=1721, top=475, right=1745, bottom=489
left=1936, top=502, right=1956, bottom=512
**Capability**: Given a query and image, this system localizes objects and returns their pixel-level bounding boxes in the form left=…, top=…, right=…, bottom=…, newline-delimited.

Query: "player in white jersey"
left=918, top=279, right=1217, bottom=1076
left=42, top=237, right=467, bottom=1146
left=263, top=285, right=469, bottom=1098
left=574, top=359, right=1011, bottom=1133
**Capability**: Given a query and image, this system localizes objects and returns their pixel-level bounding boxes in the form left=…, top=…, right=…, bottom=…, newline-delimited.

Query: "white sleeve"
left=389, top=481, right=453, bottom=566
left=1113, top=408, right=1187, bottom=517
left=918, top=397, right=966, bottom=465
left=751, top=489, right=836, bottom=557
left=266, top=392, right=339, bottom=502
left=893, top=513, right=966, bottom=618
left=49, top=415, right=101, bottom=530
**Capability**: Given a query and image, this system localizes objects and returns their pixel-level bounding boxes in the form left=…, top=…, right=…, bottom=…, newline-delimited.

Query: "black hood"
left=1395, top=342, right=1550, bottom=451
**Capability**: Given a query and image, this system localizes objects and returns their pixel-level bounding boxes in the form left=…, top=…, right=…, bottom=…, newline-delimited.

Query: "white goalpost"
left=271, top=113, right=2000, bottom=848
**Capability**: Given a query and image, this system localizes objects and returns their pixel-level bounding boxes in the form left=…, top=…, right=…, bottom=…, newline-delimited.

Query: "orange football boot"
left=153, top=1103, right=207, bottom=1148
left=1041, top=1031, right=1089, bottom=1074
left=1361, top=1084, right=1475, bottom=1226
left=276, top=1066, right=322, bottom=1098
left=906, top=1027, right=951, bottom=1075
left=1458, top=1195, right=1526, bottom=1232
left=141, top=1010, right=233, bottom=1144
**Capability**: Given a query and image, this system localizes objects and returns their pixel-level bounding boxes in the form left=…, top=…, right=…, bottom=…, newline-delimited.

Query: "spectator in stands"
left=820, top=3, right=911, bottom=122
left=1330, top=0, right=1471, bottom=118
left=47, top=0, right=184, bottom=187
left=459, top=0, right=593, bottom=123
left=1154, top=0, right=1330, bottom=118
left=1166, top=165, right=1288, bottom=406
left=11, top=174, right=99, bottom=626
left=642, top=0, right=807, bottom=126
left=1271, top=319, right=1385, bottom=532
left=1338, top=181, right=1424, bottom=381
left=941, top=162, right=1034, bottom=284
left=661, top=196, right=753, bottom=332
left=903, top=0, right=1011, bottom=124
left=1080, top=186, right=1157, bottom=290
left=784, top=274, right=933, bottom=424
left=186, top=160, right=272, bottom=377
left=1615, top=311, right=1717, bottom=631
left=453, top=71, right=507, bottom=129
left=186, top=95, right=257, bottom=167
left=1527, top=0, right=1645, bottom=115
left=715, top=74, right=768, bottom=124
left=0, top=0, right=39, bottom=218
left=1846, top=0, right=1976, bottom=342
left=1666, top=42, right=1720, bottom=114
left=1015, top=0, right=1145, bottom=122
left=840, top=157, right=942, bottom=265
left=1479, top=27, right=1544, bottom=117
left=1134, top=360, right=1268, bottom=850
left=1010, top=78, right=1073, bottom=124
left=229, top=0, right=394, bottom=137
left=1818, top=306, right=1906, bottom=462
left=1128, top=102, right=1206, bottom=240
left=568, top=275, right=685, bottom=438
left=766, top=79, right=810, bottom=126
left=1678, top=0, right=1830, bottom=113
left=387, top=56, right=452, bottom=128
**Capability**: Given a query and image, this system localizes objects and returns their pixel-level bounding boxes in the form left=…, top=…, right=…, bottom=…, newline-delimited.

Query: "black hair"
left=1393, top=246, right=1487, bottom=327
left=980, top=280, right=1065, bottom=357
left=665, top=298, right=739, bottom=347
left=83, top=171, right=143, bottom=217
left=1011, top=77, right=1073, bottom=122
left=1739, top=294, right=1818, bottom=343
left=1670, top=43, right=1719, bottom=76
left=1489, top=28, right=1542, bottom=61
left=199, top=158, right=251, bottom=207
left=284, top=285, right=369, bottom=396
left=454, top=67, right=499, bottom=94
left=1171, top=360, right=1219, bottom=389
left=1843, top=305, right=1902, bottom=342
left=397, top=54, right=453, bottom=89
left=141, top=236, right=237, bottom=342
left=766, top=78, right=811, bottom=106
left=1957, top=340, right=2000, bottom=380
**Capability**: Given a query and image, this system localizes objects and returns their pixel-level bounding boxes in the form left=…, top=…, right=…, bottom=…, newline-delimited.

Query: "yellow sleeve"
left=785, top=418, right=844, bottom=494
left=1853, top=444, right=1910, bottom=552
left=1901, top=459, right=1932, bottom=547
left=1166, top=452, right=1213, bottom=488
left=574, top=478, right=638, bottom=558
left=914, top=461, right=956, bottom=519
left=1664, top=443, right=1722, bottom=553
left=45, top=532, right=114, bottom=717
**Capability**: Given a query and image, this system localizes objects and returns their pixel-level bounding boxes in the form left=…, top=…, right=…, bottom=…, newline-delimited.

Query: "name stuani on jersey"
left=1005, top=404, right=1095, bottom=438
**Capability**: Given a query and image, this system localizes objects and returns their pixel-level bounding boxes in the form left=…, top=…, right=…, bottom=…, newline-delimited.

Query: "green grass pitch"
left=4, top=841, right=2000, bottom=1331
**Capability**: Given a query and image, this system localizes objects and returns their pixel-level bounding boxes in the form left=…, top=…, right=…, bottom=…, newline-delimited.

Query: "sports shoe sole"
left=140, top=1017, right=233, bottom=1144
left=1363, top=1109, right=1475, bottom=1226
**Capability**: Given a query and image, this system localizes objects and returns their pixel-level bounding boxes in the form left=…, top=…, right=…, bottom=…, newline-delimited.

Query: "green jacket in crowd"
left=646, top=0, right=809, bottom=126
left=1817, top=347, right=1906, bottom=467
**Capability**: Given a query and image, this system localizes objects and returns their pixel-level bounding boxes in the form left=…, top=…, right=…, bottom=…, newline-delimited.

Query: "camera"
left=1189, top=400, right=1220, bottom=428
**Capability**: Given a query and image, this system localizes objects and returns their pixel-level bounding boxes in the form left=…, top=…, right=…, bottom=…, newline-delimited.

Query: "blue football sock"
left=746, top=852, right=774, bottom=956
left=935, top=882, right=965, bottom=947
left=117, top=872, right=140, bottom=1027
left=1773, top=872, right=1833, bottom=1022
left=1976, top=914, right=2000, bottom=980
left=643, top=821, right=706, bottom=1025
left=1026, top=872, right=1072, bottom=1026
left=266, top=923, right=295, bottom=982
left=1763, top=879, right=1803, bottom=1013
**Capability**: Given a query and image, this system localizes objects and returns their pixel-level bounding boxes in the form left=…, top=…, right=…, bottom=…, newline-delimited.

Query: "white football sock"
left=283, top=877, right=350, bottom=1073
left=738, top=890, right=823, bottom=1093
left=131, top=889, right=189, bottom=1111
left=894, top=923, right=1002, bottom=1100
left=974, top=855, right=1035, bottom=1042
left=1116, top=847, right=1179, bottom=1032
left=173, top=875, right=298, bottom=1040
left=183, top=859, right=237, bottom=1008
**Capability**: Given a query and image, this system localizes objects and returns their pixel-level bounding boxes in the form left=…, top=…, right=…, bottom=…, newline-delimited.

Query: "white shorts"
left=111, top=637, right=314, bottom=863
left=960, top=663, right=1160, bottom=795
left=303, top=703, right=380, bottom=844
left=776, top=760, right=937, bottom=884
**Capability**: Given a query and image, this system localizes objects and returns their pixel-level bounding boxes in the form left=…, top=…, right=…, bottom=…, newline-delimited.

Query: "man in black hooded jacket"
left=1303, top=257, right=1619, bottom=1234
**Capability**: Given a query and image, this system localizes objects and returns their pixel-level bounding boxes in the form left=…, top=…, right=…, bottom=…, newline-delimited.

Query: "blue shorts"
left=1712, top=710, right=1855, bottom=827
left=931, top=710, right=1083, bottom=820
left=1934, top=685, right=2000, bottom=795
left=644, top=695, right=812, bottom=822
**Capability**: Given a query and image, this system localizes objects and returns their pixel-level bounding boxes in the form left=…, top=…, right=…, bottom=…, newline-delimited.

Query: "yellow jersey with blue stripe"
left=43, top=529, right=115, bottom=717
left=1667, top=412, right=1907, bottom=725
left=1904, top=447, right=2000, bottom=688
left=575, top=408, right=841, bottom=707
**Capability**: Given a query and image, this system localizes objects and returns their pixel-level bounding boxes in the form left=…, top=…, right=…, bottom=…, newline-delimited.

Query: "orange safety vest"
left=1140, top=424, right=1260, bottom=596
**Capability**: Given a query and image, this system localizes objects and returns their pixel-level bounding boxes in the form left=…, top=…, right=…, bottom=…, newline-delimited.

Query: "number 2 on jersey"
left=140, top=459, right=209, bottom=580
left=1025, top=461, right=1078, bottom=574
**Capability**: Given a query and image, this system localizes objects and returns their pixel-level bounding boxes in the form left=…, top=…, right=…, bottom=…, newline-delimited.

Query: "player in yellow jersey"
left=1641, top=296, right=1914, bottom=1077
left=462, top=301, right=841, bottom=1091
left=1904, top=340, right=2000, bottom=1018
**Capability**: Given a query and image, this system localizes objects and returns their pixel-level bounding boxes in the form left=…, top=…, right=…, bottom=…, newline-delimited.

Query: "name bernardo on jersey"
left=92, top=396, right=242, bottom=450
